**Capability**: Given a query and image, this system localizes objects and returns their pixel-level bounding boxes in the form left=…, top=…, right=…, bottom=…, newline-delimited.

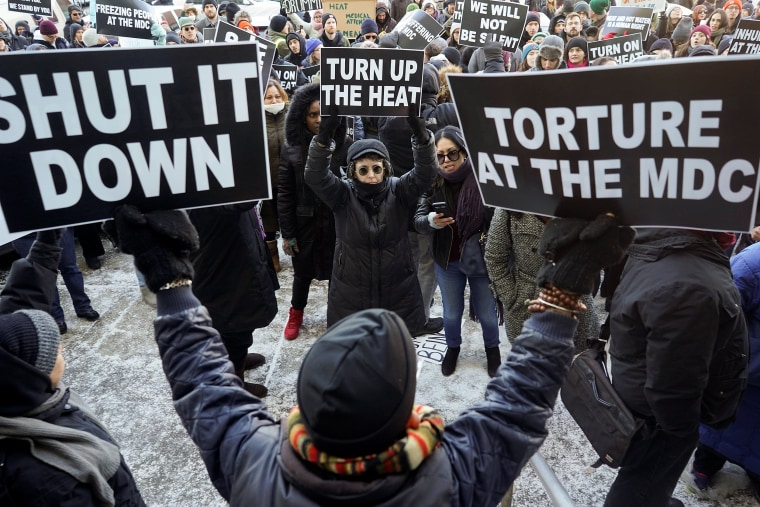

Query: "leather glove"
left=483, top=41, right=504, bottom=62
left=283, top=238, right=300, bottom=257
left=110, top=205, right=200, bottom=292
left=406, top=103, right=429, bottom=144
left=536, top=214, right=635, bottom=294
left=315, top=106, right=342, bottom=147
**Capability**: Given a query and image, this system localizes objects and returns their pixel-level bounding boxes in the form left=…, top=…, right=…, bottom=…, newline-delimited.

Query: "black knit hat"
left=0, top=310, right=60, bottom=376
left=347, top=138, right=390, bottom=162
left=297, top=309, right=417, bottom=458
left=270, top=14, right=288, bottom=32
left=435, top=125, right=466, bottom=151
left=202, top=0, right=217, bottom=8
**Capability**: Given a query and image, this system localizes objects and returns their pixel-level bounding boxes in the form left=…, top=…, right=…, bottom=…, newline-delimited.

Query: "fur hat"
left=38, top=20, right=58, bottom=36
left=0, top=310, right=60, bottom=376
left=82, top=28, right=99, bottom=46
left=297, top=309, right=416, bottom=458
left=690, top=44, right=717, bottom=56
left=269, top=14, right=288, bottom=33
left=649, top=37, right=673, bottom=53
left=589, top=0, right=610, bottom=15
left=574, top=1, right=591, bottom=16
left=690, top=24, right=711, bottom=40
left=539, top=34, right=564, bottom=60
left=671, top=16, right=694, bottom=45
left=305, top=37, right=322, bottom=56
left=361, top=18, right=379, bottom=35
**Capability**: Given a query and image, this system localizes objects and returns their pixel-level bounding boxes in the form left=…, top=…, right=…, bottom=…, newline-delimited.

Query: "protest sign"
left=320, top=47, right=424, bottom=117
left=272, top=63, right=300, bottom=92
left=96, top=0, right=156, bottom=40
left=413, top=333, right=448, bottom=365
left=459, top=0, right=529, bottom=52
left=214, top=24, right=276, bottom=91
left=203, top=27, right=215, bottom=43
left=162, top=9, right=182, bottom=32
left=618, top=0, right=666, bottom=12
left=728, top=19, right=760, bottom=55
left=215, top=20, right=254, bottom=43
left=8, top=0, right=52, bottom=16
left=321, top=0, right=375, bottom=41
left=302, top=65, right=321, bottom=83
left=452, top=0, right=464, bottom=22
left=447, top=57, right=760, bottom=232
left=587, top=33, right=644, bottom=64
left=0, top=44, right=269, bottom=239
left=601, top=6, right=653, bottom=38
left=394, top=9, right=444, bottom=50
left=281, top=0, right=322, bottom=14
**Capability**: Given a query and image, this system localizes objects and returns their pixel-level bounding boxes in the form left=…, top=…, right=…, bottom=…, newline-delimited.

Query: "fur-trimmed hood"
left=285, top=83, right=347, bottom=149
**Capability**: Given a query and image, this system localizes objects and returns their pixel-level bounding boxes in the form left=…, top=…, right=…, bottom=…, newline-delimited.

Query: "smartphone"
left=432, top=201, right=451, bottom=219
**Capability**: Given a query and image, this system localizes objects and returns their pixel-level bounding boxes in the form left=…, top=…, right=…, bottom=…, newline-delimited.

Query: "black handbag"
left=459, top=231, right=488, bottom=277
left=560, top=346, right=644, bottom=469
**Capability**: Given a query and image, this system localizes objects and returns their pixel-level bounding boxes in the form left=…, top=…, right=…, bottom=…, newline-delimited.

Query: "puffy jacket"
left=610, top=229, right=748, bottom=436
left=304, top=135, right=435, bottom=331
left=153, top=286, right=579, bottom=506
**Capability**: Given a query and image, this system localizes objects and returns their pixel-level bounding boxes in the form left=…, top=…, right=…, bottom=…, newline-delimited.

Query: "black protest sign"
left=273, top=63, right=299, bottom=92
left=728, top=19, right=760, bottom=55
left=0, top=44, right=269, bottom=235
left=7, top=0, right=52, bottom=17
left=459, top=0, right=529, bottom=52
left=215, top=24, right=276, bottom=92
left=601, top=6, right=653, bottom=38
left=588, top=34, right=644, bottom=64
left=203, top=27, right=215, bottom=43
left=302, top=65, right=320, bottom=83
left=453, top=0, right=464, bottom=22
left=215, top=20, right=253, bottom=43
left=447, top=57, right=760, bottom=232
left=394, top=9, right=444, bottom=50
left=320, top=48, right=424, bottom=117
left=281, top=0, right=321, bottom=14
left=96, top=0, right=155, bottom=40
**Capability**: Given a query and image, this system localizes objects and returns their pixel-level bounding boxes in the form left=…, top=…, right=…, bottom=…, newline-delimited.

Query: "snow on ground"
left=0, top=243, right=755, bottom=506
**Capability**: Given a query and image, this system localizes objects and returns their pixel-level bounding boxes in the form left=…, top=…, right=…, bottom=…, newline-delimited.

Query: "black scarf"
left=437, top=158, right=484, bottom=253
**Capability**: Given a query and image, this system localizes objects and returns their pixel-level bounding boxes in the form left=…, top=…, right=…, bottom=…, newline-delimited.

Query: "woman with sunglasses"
left=304, top=107, right=437, bottom=335
left=414, top=126, right=501, bottom=378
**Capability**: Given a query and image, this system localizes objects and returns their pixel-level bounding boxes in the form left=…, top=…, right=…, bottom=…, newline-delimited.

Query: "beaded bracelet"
left=525, top=284, right=586, bottom=319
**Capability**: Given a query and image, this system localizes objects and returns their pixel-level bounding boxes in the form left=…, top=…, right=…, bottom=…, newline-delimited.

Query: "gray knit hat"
left=0, top=310, right=60, bottom=375
left=671, top=16, right=693, bottom=45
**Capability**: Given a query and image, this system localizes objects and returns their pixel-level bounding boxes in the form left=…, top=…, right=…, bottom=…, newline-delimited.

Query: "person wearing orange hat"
left=723, top=0, right=744, bottom=33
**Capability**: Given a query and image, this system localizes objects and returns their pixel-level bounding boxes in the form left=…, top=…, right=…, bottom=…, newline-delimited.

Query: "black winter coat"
left=304, top=135, right=436, bottom=330
left=278, top=83, right=350, bottom=281
left=189, top=203, right=279, bottom=334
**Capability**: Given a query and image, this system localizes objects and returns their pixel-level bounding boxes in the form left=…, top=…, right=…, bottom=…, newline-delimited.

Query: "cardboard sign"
left=0, top=44, right=269, bottom=239
left=587, top=33, right=644, bottom=64
left=281, top=0, right=322, bottom=14
left=320, top=47, right=424, bottom=117
left=601, top=6, right=654, bottom=38
left=619, top=0, right=666, bottom=12
left=413, top=333, right=448, bottom=365
left=302, top=64, right=321, bottom=83
left=96, top=0, right=156, bottom=40
left=7, top=0, right=53, bottom=16
left=447, top=57, right=760, bottom=232
left=394, top=9, right=444, bottom=50
left=459, top=0, right=529, bottom=52
left=728, top=19, right=760, bottom=55
left=272, top=63, right=300, bottom=92
left=162, top=10, right=183, bottom=32
left=321, top=0, right=375, bottom=41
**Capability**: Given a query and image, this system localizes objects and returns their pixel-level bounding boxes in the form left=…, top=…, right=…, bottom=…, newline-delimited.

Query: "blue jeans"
left=13, top=228, right=93, bottom=322
left=434, top=260, right=499, bottom=349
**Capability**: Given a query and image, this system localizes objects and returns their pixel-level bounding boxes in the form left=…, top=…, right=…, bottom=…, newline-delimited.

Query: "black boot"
left=441, top=347, right=460, bottom=377
left=485, top=346, right=501, bottom=378
left=235, top=370, right=268, bottom=397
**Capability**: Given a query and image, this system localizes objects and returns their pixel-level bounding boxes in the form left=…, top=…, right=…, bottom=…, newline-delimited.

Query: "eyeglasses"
left=436, top=149, right=461, bottom=164
left=72, top=12, right=82, bottom=16
left=356, top=165, right=384, bottom=177
left=364, top=34, right=377, bottom=40
left=182, top=26, right=196, bottom=31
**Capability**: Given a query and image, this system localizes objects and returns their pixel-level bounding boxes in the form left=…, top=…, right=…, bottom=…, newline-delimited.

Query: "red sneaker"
left=284, top=307, right=304, bottom=340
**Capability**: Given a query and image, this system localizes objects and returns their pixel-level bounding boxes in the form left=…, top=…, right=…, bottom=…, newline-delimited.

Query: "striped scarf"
left=287, top=404, right=444, bottom=476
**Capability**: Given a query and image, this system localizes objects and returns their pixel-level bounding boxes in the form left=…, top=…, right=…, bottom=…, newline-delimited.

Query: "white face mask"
left=264, top=102, right=285, bottom=114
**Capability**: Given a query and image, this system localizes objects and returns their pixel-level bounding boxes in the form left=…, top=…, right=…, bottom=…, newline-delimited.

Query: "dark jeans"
left=221, top=330, right=254, bottom=371
left=13, top=229, right=93, bottom=322
left=291, top=274, right=312, bottom=311
left=604, top=427, right=698, bottom=507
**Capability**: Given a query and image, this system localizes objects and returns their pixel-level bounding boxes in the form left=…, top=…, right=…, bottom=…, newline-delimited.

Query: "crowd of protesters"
left=1, top=0, right=759, bottom=505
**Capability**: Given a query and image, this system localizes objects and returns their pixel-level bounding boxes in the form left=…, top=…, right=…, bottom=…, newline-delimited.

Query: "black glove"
left=110, top=205, right=199, bottom=292
left=483, top=41, right=503, bottom=62
left=406, top=103, right=429, bottom=144
left=315, top=106, right=341, bottom=146
left=536, top=214, right=635, bottom=294
left=28, top=229, right=63, bottom=272
left=35, top=229, right=63, bottom=247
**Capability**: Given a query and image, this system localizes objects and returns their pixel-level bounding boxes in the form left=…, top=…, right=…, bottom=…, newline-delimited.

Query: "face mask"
left=264, top=102, right=285, bottom=114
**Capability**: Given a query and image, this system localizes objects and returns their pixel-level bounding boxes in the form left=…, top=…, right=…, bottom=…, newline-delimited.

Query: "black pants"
left=291, top=274, right=312, bottom=311
left=73, top=223, right=105, bottom=258
left=220, top=330, right=254, bottom=371
left=604, top=427, right=698, bottom=507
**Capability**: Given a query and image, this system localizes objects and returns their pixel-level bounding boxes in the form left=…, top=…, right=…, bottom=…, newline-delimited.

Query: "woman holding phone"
left=415, top=126, right=501, bottom=378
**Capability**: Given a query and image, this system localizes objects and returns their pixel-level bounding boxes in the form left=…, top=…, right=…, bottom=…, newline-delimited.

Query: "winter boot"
left=267, top=240, right=281, bottom=273
left=284, top=307, right=304, bottom=340
left=243, top=353, right=265, bottom=370
left=235, top=370, right=268, bottom=398
left=441, top=346, right=460, bottom=377
left=485, top=346, right=501, bottom=378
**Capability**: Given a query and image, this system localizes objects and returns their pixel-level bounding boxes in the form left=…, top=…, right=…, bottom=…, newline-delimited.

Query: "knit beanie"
left=562, top=1, right=575, bottom=14
left=566, top=36, right=588, bottom=55
left=442, top=45, right=461, bottom=65
left=671, top=16, right=693, bottom=45
left=451, top=22, right=461, bottom=33
left=532, top=31, right=548, bottom=41
left=522, top=41, right=540, bottom=59
left=269, top=14, right=288, bottom=33
left=743, top=2, right=754, bottom=13
left=38, top=20, right=58, bottom=36
left=305, top=37, right=321, bottom=55
left=322, top=12, right=337, bottom=24
left=589, top=0, right=610, bottom=15
left=690, top=24, right=711, bottom=40
left=378, top=30, right=400, bottom=48
left=69, top=22, right=83, bottom=41
left=361, top=18, right=379, bottom=35
left=526, top=11, right=541, bottom=26
left=0, top=310, right=60, bottom=376
left=574, top=1, right=591, bottom=16
left=225, top=1, right=240, bottom=20
left=165, top=31, right=181, bottom=44
left=649, top=37, right=673, bottom=52
left=297, top=309, right=417, bottom=458
left=202, top=0, right=216, bottom=7
left=723, top=0, right=743, bottom=10
left=407, top=3, right=420, bottom=12
left=68, top=4, right=82, bottom=14
left=82, top=28, right=99, bottom=46
left=690, top=44, right=717, bottom=56
left=717, top=36, right=733, bottom=54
